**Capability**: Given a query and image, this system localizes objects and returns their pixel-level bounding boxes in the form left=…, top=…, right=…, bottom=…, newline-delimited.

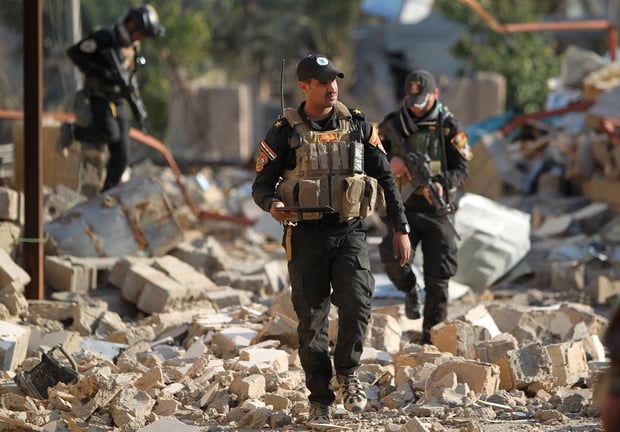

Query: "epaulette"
left=272, top=116, right=289, bottom=129
left=349, top=108, right=366, bottom=120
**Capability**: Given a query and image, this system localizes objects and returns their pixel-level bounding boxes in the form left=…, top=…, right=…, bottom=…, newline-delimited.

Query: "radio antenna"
left=279, top=58, right=286, bottom=117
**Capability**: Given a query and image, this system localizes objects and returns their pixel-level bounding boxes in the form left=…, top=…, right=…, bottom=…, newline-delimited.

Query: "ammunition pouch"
left=277, top=174, right=377, bottom=222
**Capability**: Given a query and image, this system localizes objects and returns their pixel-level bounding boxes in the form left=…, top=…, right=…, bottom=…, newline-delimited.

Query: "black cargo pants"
left=379, top=210, right=458, bottom=338
left=286, top=217, right=373, bottom=406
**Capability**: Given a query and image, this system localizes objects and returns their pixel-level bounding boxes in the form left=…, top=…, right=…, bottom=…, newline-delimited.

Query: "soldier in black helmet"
left=56, top=4, right=164, bottom=192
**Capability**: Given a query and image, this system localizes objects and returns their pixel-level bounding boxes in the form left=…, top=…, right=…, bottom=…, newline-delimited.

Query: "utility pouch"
left=298, top=179, right=322, bottom=220
left=333, top=175, right=364, bottom=220
left=359, top=177, right=378, bottom=218
left=74, top=88, right=93, bottom=127
left=14, top=344, right=80, bottom=399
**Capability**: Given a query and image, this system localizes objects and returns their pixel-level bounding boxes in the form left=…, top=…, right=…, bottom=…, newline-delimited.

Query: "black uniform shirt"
left=252, top=102, right=408, bottom=227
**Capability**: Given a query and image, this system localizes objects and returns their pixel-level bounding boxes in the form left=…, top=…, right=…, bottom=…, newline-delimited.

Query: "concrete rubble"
left=0, top=46, right=618, bottom=431
left=0, top=157, right=613, bottom=431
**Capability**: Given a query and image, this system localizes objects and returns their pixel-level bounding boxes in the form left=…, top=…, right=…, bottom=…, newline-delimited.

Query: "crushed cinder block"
left=236, top=347, right=289, bottom=373
left=496, top=343, right=553, bottom=391
left=428, top=357, right=500, bottom=398
left=0, top=186, right=24, bottom=224
left=44, top=256, right=97, bottom=293
left=587, top=275, right=620, bottom=304
left=461, top=304, right=501, bottom=338
left=475, top=333, right=518, bottom=364
left=0, top=221, right=21, bottom=258
left=152, top=254, right=219, bottom=295
left=210, top=326, right=258, bottom=358
left=230, top=373, right=266, bottom=401
left=136, top=272, right=187, bottom=314
left=367, top=313, right=402, bottom=354
left=0, top=320, right=30, bottom=371
left=0, top=248, right=30, bottom=290
left=255, top=313, right=297, bottom=348
left=431, top=320, right=477, bottom=359
left=545, top=341, right=589, bottom=387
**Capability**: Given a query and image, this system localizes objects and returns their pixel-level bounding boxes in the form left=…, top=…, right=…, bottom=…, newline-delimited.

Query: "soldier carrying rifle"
left=56, top=4, right=164, bottom=192
left=378, top=68, right=473, bottom=345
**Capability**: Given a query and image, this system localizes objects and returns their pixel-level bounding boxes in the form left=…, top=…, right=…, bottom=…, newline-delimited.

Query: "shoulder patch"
left=79, top=38, right=97, bottom=54
left=350, top=108, right=365, bottom=120
left=255, top=140, right=278, bottom=172
left=450, top=131, right=473, bottom=161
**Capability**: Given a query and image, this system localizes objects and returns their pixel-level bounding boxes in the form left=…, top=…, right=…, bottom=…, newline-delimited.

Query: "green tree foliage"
left=434, top=0, right=561, bottom=114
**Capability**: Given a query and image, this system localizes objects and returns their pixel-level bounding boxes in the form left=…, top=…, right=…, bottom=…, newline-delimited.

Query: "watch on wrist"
left=394, top=223, right=411, bottom=234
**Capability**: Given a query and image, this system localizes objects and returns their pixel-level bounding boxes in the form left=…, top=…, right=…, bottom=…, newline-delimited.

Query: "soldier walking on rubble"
left=252, top=54, right=411, bottom=428
left=56, top=4, right=164, bottom=192
left=377, top=68, right=473, bottom=345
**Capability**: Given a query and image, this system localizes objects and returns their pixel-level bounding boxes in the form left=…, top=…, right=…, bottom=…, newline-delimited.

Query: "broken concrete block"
left=0, top=186, right=24, bottom=224
left=230, top=373, right=266, bottom=401
left=121, top=261, right=166, bottom=303
left=400, top=416, right=431, bottom=432
left=497, top=343, right=553, bottom=391
left=203, top=286, right=251, bottom=308
left=136, top=416, right=201, bottom=431
left=453, top=193, right=531, bottom=290
left=0, top=320, right=30, bottom=371
left=107, top=256, right=149, bottom=289
left=210, top=326, right=258, bottom=358
left=587, top=275, right=620, bottom=304
left=367, top=313, right=402, bottom=354
left=45, top=175, right=184, bottom=258
left=152, top=254, right=218, bottom=296
left=28, top=329, right=81, bottom=355
left=238, top=348, right=289, bottom=373
left=0, top=221, right=21, bottom=258
left=428, top=358, right=500, bottom=398
left=255, top=313, right=297, bottom=348
left=44, top=256, right=97, bottom=293
left=475, top=333, right=518, bottom=365
left=461, top=305, right=501, bottom=338
left=110, top=386, right=155, bottom=430
left=545, top=341, right=589, bottom=387
left=431, top=320, right=477, bottom=359
left=136, top=272, right=187, bottom=314
left=0, top=248, right=30, bottom=290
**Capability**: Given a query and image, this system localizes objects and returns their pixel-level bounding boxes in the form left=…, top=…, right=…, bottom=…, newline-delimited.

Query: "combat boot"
left=405, top=284, right=422, bottom=320
left=336, top=373, right=367, bottom=412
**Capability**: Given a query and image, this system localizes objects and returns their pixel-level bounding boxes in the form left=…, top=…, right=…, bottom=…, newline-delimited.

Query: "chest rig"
left=398, top=118, right=445, bottom=178
left=276, top=101, right=378, bottom=222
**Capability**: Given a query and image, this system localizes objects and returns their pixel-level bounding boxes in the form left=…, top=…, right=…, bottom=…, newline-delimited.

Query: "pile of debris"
left=0, top=158, right=611, bottom=432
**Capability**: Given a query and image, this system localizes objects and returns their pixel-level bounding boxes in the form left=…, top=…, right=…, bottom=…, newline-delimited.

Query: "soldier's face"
left=409, top=89, right=438, bottom=117
left=301, top=78, right=338, bottom=109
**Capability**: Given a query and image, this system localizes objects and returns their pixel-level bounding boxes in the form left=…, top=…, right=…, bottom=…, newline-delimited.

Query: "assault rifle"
left=101, top=47, right=149, bottom=133
left=405, top=152, right=461, bottom=240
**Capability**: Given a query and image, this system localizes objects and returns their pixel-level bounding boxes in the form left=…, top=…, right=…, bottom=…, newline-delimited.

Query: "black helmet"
left=123, top=4, right=165, bottom=38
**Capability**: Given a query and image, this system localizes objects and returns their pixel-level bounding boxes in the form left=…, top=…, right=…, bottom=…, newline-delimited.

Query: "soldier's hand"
left=389, top=156, right=412, bottom=181
left=392, top=232, right=411, bottom=267
left=269, top=201, right=295, bottom=223
left=423, top=182, right=443, bottom=206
